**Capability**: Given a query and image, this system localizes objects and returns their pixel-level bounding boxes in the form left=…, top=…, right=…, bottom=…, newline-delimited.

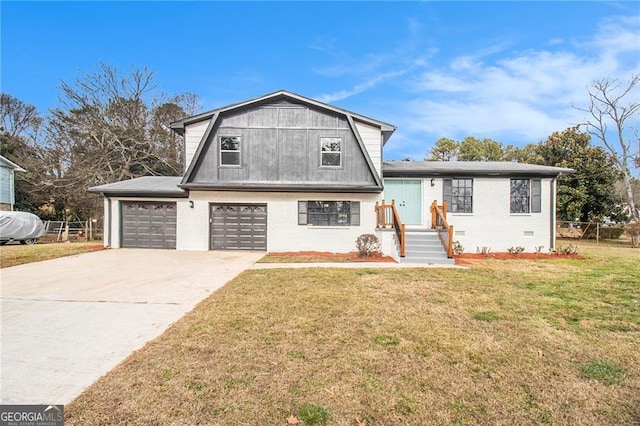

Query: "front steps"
left=400, top=229, right=456, bottom=265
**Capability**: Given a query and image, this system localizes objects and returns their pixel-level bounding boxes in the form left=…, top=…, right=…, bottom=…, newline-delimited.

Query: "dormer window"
left=320, top=137, right=341, bottom=167
left=220, top=136, right=241, bottom=166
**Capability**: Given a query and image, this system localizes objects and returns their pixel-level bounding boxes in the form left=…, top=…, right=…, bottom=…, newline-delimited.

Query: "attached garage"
left=210, top=204, right=267, bottom=250
left=121, top=201, right=177, bottom=249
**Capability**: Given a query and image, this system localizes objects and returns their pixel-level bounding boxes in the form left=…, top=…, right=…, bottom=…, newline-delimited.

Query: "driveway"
left=0, top=249, right=263, bottom=405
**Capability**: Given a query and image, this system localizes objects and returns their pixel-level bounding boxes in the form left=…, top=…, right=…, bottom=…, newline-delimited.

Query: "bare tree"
left=576, top=74, right=640, bottom=221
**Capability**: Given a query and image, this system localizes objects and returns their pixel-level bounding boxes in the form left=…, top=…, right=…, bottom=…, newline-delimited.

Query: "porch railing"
left=430, top=200, right=454, bottom=258
left=375, top=199, right=406, bottom=257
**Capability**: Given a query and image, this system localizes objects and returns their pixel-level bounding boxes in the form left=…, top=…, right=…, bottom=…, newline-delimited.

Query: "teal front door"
left=383, top=179, right=422, bottom=225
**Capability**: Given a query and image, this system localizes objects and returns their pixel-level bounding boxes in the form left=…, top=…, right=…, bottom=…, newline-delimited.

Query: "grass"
left=0, top=242, right=105, bottom=268
left=65, top=240, right=639, bottom=425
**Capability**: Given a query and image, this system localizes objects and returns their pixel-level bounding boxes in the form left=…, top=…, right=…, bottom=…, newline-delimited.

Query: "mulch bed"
left=455, top=252, right=583, bottom=265
left=264, top=251, right=396, bottom=263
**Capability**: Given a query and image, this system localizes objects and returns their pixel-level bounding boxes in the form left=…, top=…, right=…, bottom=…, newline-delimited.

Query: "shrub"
left=507, top=246, right=525, bottom=255
left=557, top=245, right=579, bottom=255
left=625, top=221, right=640, bottom=248
left=355, top=234, right=381, bottom=257
left=452, top=240, right=464, bottom=255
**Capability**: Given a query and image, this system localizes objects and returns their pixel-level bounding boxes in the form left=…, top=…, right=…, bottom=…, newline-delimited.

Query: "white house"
left=0, top=155, right=26, bottom=211
left=89, top=90, right=573, bottom=264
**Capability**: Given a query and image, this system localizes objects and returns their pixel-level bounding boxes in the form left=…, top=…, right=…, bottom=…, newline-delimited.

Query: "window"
left=298, top=201, right=360, bottom=226
left=443, top=178, right=473, bottom=213
left=220, top=136, right=240, bottom=166
left=320, top=137, right=341, bottom=167
left=511, top=179, right=541, bottom=213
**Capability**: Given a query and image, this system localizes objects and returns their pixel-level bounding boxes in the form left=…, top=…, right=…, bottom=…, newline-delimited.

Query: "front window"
left=449, top=178, right=473, bottom=213
left=298, top=201, right=360, bottom=226
left=511, top=179, right=530, bottom=213
left=320, top=137, right=341, bottom=167
left=220, top=136, right=240, bottom=166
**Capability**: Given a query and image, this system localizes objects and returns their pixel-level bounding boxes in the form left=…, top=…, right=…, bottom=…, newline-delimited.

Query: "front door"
left=383, top=179, right=422, bottom=225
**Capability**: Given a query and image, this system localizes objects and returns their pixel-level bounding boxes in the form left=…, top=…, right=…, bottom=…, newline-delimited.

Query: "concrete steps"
left=400, top=229, right=455, bottom=265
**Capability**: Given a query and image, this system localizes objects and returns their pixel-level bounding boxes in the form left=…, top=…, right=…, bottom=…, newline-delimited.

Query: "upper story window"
left=320, top=137, right=342, bottom=167
left=511, top=178, right=541, bottom=213
left=220, top=136, right=241, bottom=166
left=444, top=178, right=473, bottom=213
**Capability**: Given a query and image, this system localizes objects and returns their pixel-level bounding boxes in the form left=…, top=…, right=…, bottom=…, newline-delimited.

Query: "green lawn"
left=65, top=241, right=639, bottom=425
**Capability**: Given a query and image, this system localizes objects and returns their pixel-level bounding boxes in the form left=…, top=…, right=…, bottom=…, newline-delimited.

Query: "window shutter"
left=350, top=201, right=360, bottom=226
left=443, top=179, right=452, bottom=212
left=298, top=201, right=308, bottom=225
left=531, top=179, right=541, bottom=213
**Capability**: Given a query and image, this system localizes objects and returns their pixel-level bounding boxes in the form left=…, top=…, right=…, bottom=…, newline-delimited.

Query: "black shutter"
left=298, top=201, right=308, bottom=225
left=531, top=179, right=541, bottom=213
left=350, top=201, right=360, bottom=226
left=443, top=179, right=452, bottom=212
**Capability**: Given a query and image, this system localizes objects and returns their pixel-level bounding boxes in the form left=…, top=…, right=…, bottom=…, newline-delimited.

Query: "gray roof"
left=170, top=89, right=396, bottom=140
left=88, top=176, right=186, bottom=197
left=383, top=161, right=574, bottom=177
left=0, top=155, right=26, bottom=172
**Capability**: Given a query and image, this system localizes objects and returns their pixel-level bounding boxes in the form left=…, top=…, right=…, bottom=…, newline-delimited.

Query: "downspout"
left=550, top=177, right=557, bottom=251
left=105, top=197, right=112, bottom=248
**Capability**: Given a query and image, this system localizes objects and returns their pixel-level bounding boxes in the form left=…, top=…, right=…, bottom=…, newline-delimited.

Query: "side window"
left=220, top=136, right=241, bottom=166
left=443, top=178, right=473, bottom=213
left=510, top=179, right=531, bottom=213
left=320, top=137, right=341, bottom=167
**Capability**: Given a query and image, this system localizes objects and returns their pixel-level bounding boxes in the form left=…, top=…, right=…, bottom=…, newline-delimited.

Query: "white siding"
left=354, top=121, right=383, bottom=177
left=183, top=120, right=211, bottom=173
left=384, top=177, right=556, bottom=252
left=181, top=191, right=382, bottom=253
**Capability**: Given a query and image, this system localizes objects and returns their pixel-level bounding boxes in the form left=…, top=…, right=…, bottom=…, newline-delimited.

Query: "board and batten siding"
left=188, top=102, right=378, bottom=187
left=0, top=165, right=15, bottom=207
left=176, top=191, right=381, bottom=252
left=183, top=120, right=211, bottom=173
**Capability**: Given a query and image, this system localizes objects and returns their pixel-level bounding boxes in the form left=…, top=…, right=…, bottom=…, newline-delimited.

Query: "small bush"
left=476, top=246, right=491, bottom=254
left=355, top=234, right=381, bottom=257
left=534, top=246, right=544, bottom=255
left=625, top=221, right=640, bottom=248
left=557, top=245, right=579, bottom=255
left=507, top=246, right=525, bottom=255
left=297, top=404, right=329, bottom=425
left=452, top=240, right=464, bottom=255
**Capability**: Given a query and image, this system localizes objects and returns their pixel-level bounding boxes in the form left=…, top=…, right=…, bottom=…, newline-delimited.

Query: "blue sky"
left=2, top=1, right=639, bottom=161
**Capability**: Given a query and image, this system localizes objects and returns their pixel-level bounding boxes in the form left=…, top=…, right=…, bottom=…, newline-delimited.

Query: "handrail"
left=430, top=200, right=454, bottom=258
left=375, top=199, right=406, bottom=257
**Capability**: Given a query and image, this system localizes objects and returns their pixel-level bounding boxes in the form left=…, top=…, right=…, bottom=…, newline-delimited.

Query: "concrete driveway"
left=0, top=248, right=263, bottom=405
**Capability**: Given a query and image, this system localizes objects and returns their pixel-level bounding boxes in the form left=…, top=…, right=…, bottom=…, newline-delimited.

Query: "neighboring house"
left=0, top=155, right=26, bottom=211
left=89, top=90, right=573, bottom=262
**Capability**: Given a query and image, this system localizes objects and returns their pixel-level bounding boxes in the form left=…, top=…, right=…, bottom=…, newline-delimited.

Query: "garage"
left=121, top=201, right=177, bottom=249
left=210, top=204, right=267, bottom=250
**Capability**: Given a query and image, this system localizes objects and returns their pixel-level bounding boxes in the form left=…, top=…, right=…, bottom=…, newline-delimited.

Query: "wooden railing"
left=430, top=200, right=454, bottom=258
left=375, top=199, right=406, bottom=257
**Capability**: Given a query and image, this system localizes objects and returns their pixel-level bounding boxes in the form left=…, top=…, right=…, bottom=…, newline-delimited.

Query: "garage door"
left=121, top=202, right=177, bottom=249
left=210, top=204, right=267, bottom=250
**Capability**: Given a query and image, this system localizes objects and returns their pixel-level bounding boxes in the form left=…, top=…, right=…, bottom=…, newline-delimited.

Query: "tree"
left=576, top=74, right=640, bottom=221
left=458, top=137, right=506, bottom=161
left=523, top=127, right=623, bottom=222
left=427, top=137, right=459, bottom=161
left=0, top=94, right=48, bottom=212
left=45, top=63, right=198, bottom=219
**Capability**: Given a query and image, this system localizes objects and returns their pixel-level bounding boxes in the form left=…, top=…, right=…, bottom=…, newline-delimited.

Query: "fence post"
left=596, top=222, right=599, bottom=244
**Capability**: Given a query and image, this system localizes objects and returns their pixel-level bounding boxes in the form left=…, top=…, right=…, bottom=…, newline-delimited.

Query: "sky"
left=1, top=1, right=639, bottom=161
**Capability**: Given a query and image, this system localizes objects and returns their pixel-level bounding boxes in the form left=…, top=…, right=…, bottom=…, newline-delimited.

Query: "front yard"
left=0, top=242, right=105, bottom=268
left=66, top=241, right=639, bottom=425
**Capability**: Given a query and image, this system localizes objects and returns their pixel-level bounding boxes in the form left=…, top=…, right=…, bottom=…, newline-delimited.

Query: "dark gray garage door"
left=121, top=201, right=177, bottom=249
left=210, top=204, right=267, bottom=250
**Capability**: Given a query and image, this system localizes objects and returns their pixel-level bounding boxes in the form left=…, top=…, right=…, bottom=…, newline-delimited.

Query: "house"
left=89, top=90, right=573, bottom=262
left=0, top=155, right=26, bottom=211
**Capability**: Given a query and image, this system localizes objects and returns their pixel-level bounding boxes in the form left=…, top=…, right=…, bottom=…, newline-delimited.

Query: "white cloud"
left=317, top=69, right=408, bottom=103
